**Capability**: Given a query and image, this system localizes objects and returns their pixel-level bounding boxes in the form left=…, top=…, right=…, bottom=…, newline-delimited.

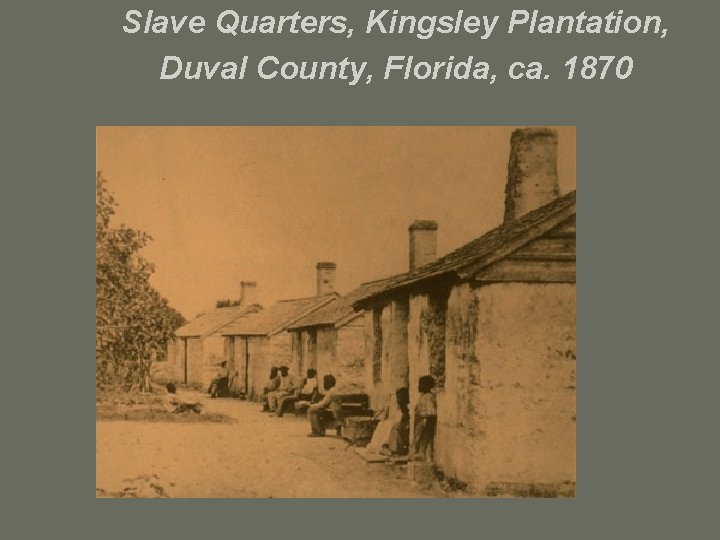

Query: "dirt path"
left=96, top=391, right=448, bottom=498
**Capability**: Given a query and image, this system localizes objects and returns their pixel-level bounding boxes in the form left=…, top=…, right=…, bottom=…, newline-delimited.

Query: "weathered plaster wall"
left=247, top=337, right=268, bottom=400
left=435, top=281, right=576, bottom=493
left=434, top=282, right=482, bottom=486
left=289, top=329, right=317, bottom=380
left=335, top=318, right=366, bottom=394
left=408, top=290, right=448, bottom=407
left=308, top=320, right=366, bottom=394
left=243, top=332, right=295, bottom=396
left=408, top=294, right=430, bottom=410
left=381, top=300, right=409, bottom=396
left=245, top=333, right=294, bottom=398
left=362, top=300, right=410, bottom=409
left=364, top=310, right=386, bottom=410
left=301, top=330, right=315, bottom=372
left=290, top=331, right=302, bottom=376
left=185, top=337, right=204, bottom=387
left=315, top=327, right=337, bottom=386
left=474, top=282, right=576, bottom=489
left=269, top=332, right=294, bottom=374
left=306, top=330, right=317, bottom=372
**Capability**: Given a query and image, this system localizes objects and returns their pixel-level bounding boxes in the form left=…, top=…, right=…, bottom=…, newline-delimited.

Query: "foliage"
left=96, top=172, right=185, bottom=392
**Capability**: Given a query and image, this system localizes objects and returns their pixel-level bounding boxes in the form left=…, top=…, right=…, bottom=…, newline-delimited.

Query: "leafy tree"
left=96, top=172, right=185, bottom=392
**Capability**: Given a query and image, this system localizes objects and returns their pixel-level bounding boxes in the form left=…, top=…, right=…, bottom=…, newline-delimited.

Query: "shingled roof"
left=353, top=190, right=576, bottom=307
left=220, top=294, right=337, bottom=337
left=286, top=279, right=393, bottom=330
left=175, top=303, right=261, bottom=338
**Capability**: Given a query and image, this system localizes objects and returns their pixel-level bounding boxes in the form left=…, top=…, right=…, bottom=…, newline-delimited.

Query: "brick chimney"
left=240, top=281, right=258, bottom=305
left=409, top=220, right=438, bottom=271
left=504, top=128, right=560, bottom=222
left=316, top=262, right=336, bottom=296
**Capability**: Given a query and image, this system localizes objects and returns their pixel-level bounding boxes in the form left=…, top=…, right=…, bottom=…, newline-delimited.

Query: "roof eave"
left=455, top=204, right=576, bottom=280
left=220, top=330, right=267, bottom=337
left=334, top=310, right=364, bottom=328
left=267, top=295, right=338, bottom=336
left=286, top=322, right=335, bottom=332
left=353, top=201, right=576, bottom=307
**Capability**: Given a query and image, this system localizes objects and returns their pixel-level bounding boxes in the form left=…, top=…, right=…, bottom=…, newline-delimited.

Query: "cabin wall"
left=290, top=329, right=320, bottom=379
left=474, top=282, right=576, bottom=491
left=434, top=282, right=481, bottom=488
left=408, top=289, right=448, bottom=409
left=435, top=281, right=576, bottom=494
left=335, top=317, right=366, bottom=394
left=290, top=331, right=302, bottom=377
left=366, top=300, right=410, bottom=411
left=269, top=332, right=294, bottom=374
left=364, top=309, right=385, bottom=410
left=408, top=294, right=430, bottom=410
left=185, top=337, right=204, bottom=387
left=314, top=327, right=336, bottom=389
left=247, top=337, right=268, bottom=400
left=385, top=300, right=409, bottom=391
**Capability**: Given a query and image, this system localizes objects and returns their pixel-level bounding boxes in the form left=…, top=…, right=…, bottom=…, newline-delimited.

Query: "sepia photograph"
left=95, top=126, right=576, bottom=498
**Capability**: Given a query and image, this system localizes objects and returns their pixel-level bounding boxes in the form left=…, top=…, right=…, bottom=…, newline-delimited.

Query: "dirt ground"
left=96, top=389, right=454, bottom=498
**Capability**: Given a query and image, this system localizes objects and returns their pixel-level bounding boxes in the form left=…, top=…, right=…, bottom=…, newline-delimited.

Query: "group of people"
left=168, top=360, right=439, bottom=461
left=261, top=365, right=321, bottom=418
left=259, top=366, right=346, bottom=437
left=365, top=375, right=437, bottom=460
left=260, top=365, right=438, bottom=460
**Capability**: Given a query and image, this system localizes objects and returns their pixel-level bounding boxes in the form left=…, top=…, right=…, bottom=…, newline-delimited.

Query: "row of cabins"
left=156, top=128, right=576, bottom=495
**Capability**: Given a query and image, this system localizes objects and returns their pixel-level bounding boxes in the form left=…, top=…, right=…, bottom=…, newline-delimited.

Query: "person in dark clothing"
left=208, top=361, right=230, bottom=397
left=260, top=366, right=280, bottom=411
left=307, top=374, right=339, bottom=437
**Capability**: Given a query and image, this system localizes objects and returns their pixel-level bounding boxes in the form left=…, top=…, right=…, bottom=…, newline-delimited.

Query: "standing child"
left=413, top=375, right=437, bottom=461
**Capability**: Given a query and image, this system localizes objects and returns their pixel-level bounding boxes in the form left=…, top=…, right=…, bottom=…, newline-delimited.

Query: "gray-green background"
left=4, top=0, right=717, bottom=538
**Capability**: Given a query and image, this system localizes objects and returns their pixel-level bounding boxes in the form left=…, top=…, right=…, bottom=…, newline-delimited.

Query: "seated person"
left=260, top=367, right=280, bottom=411
left=266, top=365, right=296, bottom=412
left=208, top=361, right=230, bottom=397
left=274, top=368, right=319, bottom=417
left=307, top=374, right=340, bottom=437
left=386, top=387, right=410, bottom=455
left=163, top=383, right=203, bottom=414
left=366, top=387, right=410, bottom=456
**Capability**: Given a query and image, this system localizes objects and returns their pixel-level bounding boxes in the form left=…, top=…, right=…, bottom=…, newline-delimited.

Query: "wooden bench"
left=294, top=392, right=370, bottom=415
left=323, top=393, right=373, bottom=436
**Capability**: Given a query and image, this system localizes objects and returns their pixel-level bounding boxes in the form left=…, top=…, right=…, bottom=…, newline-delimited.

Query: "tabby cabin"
left=220, top=265, right=337, bottom=399
left=286, top=280, right=391, bottom=395
left=354, top=128, right=576, bottom=495
left=158, top=281, right=261, bottom=389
